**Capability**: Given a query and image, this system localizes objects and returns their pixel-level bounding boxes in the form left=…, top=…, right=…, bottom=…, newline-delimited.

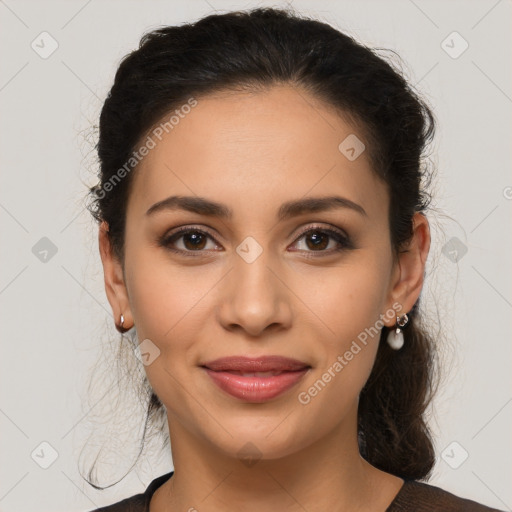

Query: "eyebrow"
left=145, top=194, right=368, bottom=220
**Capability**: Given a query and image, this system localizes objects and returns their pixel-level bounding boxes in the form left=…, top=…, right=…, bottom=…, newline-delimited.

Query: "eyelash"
left=159, top=224, right=354, bottom=259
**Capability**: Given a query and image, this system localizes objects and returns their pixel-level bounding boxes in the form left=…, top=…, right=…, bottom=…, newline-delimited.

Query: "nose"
left=216, top=249, right=293, bottom=338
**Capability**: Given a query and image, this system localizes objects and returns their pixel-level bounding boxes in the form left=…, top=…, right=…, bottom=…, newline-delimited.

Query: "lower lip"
left=203, top=368, right=310, bottom=403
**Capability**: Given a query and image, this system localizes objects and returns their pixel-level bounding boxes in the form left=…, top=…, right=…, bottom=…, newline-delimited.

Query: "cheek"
left=126, top=249, right=212, bottom=341
left=291, top=257, right=388, bottom=402
left=294, top=303, right=382, bottom=430
left=124, top=256, right=206, bottom=418
left=295, top=257, right=389, bottom=345
left=124, top=251, right=222, bottom=391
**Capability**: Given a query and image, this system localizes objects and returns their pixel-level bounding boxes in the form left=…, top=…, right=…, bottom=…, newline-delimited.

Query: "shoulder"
left=387, top=480, right=506, bottom=512
left=91, top=493, right=146, bottom=512
left=86, top=471, right=174, bottom=512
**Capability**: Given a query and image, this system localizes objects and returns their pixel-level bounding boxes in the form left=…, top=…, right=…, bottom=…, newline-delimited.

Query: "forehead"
left=128, top=85, right=387, bottom=222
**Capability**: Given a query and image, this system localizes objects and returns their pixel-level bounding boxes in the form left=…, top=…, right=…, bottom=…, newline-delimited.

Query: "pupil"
left=185, top=232, right=206, bottom=250
left=307, top=231, right=328, bottom=250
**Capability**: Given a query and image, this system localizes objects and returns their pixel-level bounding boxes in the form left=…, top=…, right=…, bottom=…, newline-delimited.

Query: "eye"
left=290, top=225, right=353, bottom=256
left=160, top=226, right=221, bottom=257
left=160, top=224, right=354, bottom=258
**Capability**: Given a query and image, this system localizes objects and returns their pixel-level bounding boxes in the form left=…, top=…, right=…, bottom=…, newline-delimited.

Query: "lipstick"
left=201, top=355, right=310, bottom=403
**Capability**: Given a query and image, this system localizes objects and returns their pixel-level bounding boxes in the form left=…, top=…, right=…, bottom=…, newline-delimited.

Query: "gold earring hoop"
left=115, top=313, right=129, bottom=334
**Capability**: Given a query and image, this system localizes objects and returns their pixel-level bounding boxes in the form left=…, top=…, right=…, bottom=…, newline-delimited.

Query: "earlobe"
left=98, top=221, right=134, bottom=331
left=385, top=213, right=431, bottom=327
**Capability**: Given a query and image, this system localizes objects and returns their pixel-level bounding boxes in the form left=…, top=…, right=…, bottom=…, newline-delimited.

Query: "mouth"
left=200, top=356, right=311, bottom=403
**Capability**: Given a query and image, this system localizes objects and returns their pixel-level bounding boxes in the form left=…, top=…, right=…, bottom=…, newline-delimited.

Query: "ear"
left=384, top=212, right=431, bottom=326
left=98, top=221, right=133, bottom=330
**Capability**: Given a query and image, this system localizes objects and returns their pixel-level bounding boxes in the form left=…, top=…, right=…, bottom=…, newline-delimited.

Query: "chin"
left=199, top=418, right=310, bottom=463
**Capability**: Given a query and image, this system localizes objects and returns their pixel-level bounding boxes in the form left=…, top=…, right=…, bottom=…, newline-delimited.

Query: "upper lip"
left=201, top=356, right=310, bottom=372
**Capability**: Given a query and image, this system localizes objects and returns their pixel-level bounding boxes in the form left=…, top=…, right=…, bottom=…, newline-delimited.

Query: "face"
left=100, top=84, right=429, bottom=463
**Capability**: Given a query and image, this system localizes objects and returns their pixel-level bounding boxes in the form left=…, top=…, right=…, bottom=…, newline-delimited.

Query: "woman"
left=86, top=6, right=504, bottom=512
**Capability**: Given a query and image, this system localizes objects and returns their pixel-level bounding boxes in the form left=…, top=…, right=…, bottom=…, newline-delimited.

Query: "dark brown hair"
left=86, top=6, right=440, bottom=487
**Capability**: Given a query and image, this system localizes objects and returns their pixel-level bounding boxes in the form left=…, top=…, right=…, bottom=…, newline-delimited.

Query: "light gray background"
left=1, top=0, right=511, bottom=511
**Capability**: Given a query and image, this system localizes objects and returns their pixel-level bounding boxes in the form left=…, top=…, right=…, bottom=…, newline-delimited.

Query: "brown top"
left=91, top=471, right=505, bottom=512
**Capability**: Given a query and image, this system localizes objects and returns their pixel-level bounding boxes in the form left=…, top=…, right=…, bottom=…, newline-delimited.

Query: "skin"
left=99, top=84, right=430, bottom=511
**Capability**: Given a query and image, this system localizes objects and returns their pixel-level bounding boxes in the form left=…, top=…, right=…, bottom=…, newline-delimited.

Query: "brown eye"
left=179, top=231, right=208, bottom=251
left=161, top=227, right=221, bottom=256
left=291, top=226, right=353, bottom=256
left=303, top=230, right=330, bottom=250
left=160, top=224, right=353, bottom=258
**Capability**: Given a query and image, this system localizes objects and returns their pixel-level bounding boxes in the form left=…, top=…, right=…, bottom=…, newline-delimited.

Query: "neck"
left=150, top=404, right=404, bottom=512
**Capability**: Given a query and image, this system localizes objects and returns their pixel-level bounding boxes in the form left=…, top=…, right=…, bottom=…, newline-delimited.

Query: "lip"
left=201, top=355, right=310, bottom=372
left=200, top=356, right=311, bottom=403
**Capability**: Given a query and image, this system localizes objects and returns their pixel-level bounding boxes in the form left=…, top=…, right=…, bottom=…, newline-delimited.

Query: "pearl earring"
left=387, top=313, right=409, bottom=350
